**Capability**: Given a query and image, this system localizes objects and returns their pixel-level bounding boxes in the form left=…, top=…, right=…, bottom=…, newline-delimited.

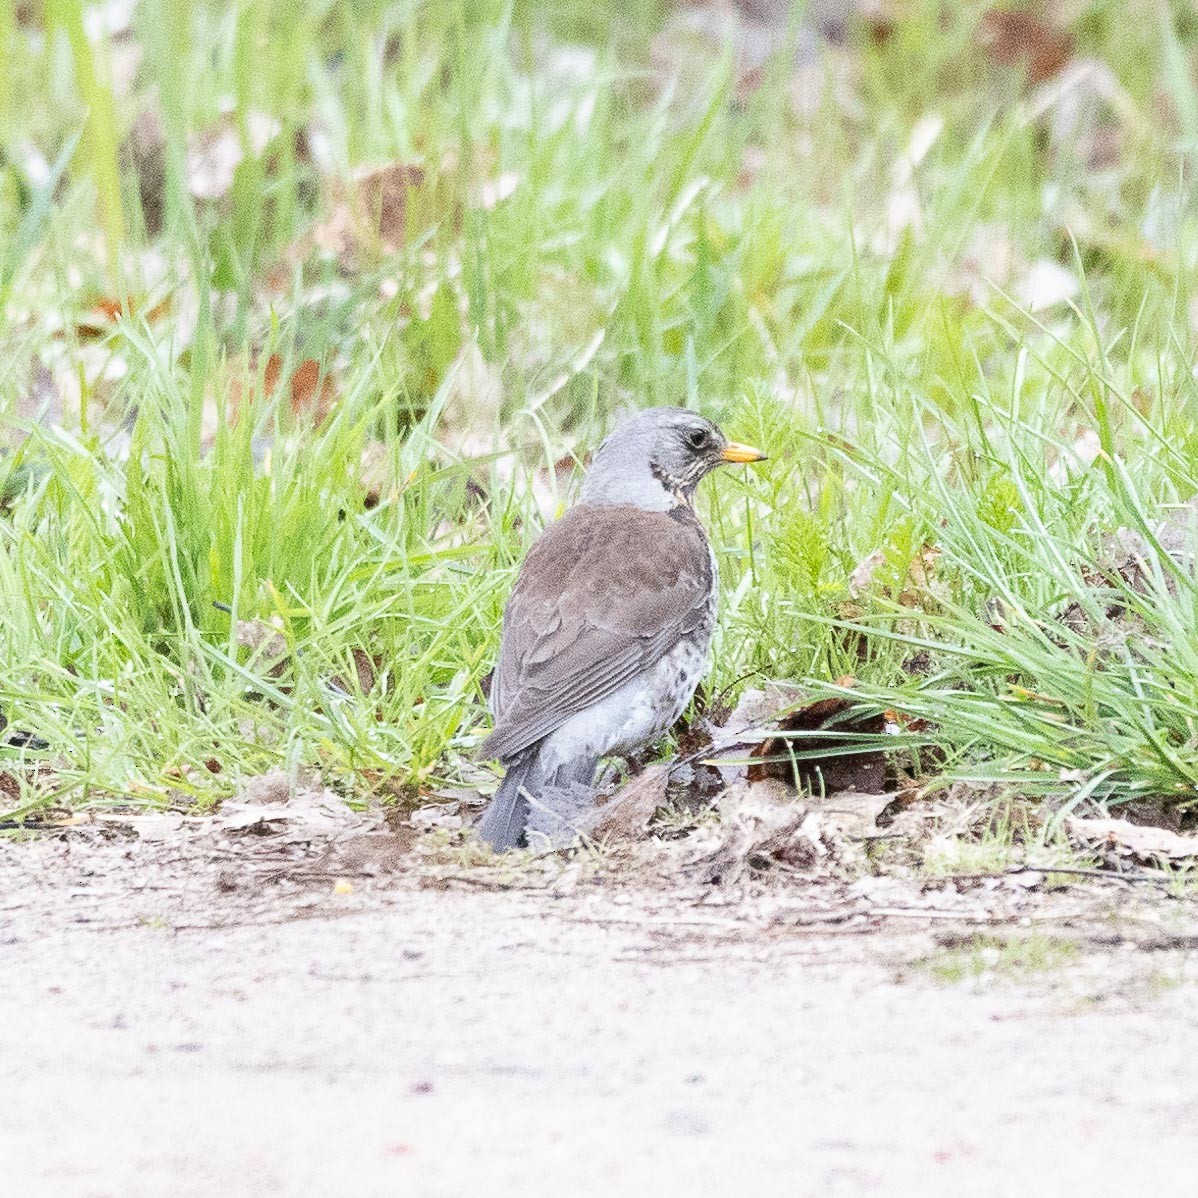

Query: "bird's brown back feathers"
left=480, top=503, right=714, bottom=762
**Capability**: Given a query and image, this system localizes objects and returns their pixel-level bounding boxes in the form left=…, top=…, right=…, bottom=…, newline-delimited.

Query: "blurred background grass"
left=2, top=0, right=1198, bottom=821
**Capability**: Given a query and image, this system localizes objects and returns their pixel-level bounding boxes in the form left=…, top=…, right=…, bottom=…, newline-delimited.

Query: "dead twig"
left=943, top=863, right=1179, bottom=886
left=868, top=908, right=1005, bottom=922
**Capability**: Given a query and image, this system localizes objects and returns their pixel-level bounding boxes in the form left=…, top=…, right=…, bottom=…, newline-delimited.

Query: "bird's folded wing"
left=480, top=505, right=712, bottom=762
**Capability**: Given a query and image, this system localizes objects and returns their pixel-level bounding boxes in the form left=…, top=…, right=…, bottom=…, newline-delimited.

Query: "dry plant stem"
left=944, top=864, right=1180, bottom=886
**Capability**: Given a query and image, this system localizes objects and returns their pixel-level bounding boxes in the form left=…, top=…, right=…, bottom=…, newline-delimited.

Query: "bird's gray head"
left=580, top=407, right=766, bottom=512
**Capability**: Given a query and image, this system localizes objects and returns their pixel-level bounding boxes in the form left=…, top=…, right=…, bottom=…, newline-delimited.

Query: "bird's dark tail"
left=476, top=752, right=536, bottom=851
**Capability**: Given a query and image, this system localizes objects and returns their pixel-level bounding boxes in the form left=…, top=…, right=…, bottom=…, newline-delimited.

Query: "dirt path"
left=3, top=834, right=1198, bottom=1197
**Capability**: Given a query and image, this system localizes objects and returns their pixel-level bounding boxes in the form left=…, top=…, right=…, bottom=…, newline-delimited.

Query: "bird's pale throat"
left=649, top=457, right=705, bottom=505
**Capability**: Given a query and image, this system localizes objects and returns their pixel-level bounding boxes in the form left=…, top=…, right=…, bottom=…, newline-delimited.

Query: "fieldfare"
left=475, top=407, right=766, bottom=850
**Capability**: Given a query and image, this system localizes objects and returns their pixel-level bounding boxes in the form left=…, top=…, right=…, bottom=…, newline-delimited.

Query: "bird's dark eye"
left=686, top=426, right=709, bottom=450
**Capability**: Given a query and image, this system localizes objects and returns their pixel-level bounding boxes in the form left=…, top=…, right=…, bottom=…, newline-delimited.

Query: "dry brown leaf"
left=351, top=648, right=377, bottom=694
left=748, top=696, right=888, bottom=794
left=73, top=293, right=172, bottom=340
left=1067, top=816, right=1198, bottom=864
left=409, top=805, right=464, bottom=831
left=980, top=9, right=1074, bottom=86
left=5, top=358, right=61, bottom=444
left=848, top=549, right=886, bottom=597
left=683, top=779, right=812, bottom=885
left=586, top=764, right=672, bottom=842
left=329, top=648, right=385, bottom=697
left=355, top=162, right=428, bottom=246
left=226, top=353, right=338, bottom=426
left=283, top=357, right=338, bottom=423
left=123, top=107, right=167, bottom=234
left=906, top=542, right=940, bottom=588
left=312, top=161, right=461, bottom=269
left=234, top=617, right=288, bottom=663
left=217, top=773, right=360, bottom=842
left=1057, top=498, right=1198, bottom=644
left=718, top=683, right=807, bottom=740
left=848, top=542, right=940, bottom=605
left=898, top=542, right=941, bottom=608
left=681, top=682, right=807, bottom=791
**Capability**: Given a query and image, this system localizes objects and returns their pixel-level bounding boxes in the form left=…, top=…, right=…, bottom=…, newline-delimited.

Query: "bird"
left=475, top=406, right=767, bottom=850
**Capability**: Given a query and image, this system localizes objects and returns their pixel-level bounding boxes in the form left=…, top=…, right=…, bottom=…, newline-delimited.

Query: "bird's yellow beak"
left=721, top=440, right=768, bottom=464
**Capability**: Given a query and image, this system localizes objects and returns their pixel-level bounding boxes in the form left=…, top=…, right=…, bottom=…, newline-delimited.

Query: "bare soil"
left=3, top=811, right=1198, bottom=1197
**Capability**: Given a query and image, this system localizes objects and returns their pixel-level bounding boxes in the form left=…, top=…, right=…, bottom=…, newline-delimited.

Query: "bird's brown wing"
left=480, top=504, right=713, bottom=762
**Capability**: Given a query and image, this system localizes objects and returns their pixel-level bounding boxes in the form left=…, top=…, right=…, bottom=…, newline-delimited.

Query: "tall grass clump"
left=1, top=0, right=1197, bottom=819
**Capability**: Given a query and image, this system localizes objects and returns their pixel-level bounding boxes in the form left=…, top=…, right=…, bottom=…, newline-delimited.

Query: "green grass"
left=2, top=0, right=1198, bottom=820
left=917, top=933, right=1081, bottom=986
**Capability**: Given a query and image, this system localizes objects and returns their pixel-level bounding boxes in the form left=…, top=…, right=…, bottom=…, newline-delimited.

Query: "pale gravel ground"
left=4, top=879, right=1198, bottom=1198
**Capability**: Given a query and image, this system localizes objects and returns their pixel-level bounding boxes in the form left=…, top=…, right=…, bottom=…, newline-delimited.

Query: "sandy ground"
left=3, top=823, right=1198, bottom=1197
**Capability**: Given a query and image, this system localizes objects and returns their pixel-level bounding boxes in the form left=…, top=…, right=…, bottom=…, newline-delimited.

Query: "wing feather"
left=479, top=504, right=713, bottom=762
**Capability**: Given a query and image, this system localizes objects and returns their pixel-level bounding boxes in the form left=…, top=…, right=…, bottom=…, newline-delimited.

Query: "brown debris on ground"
left=3, top=789, right=1194, bottom=969
left=1068, top=815, right=1198, bottom=868
left=586, top=764, right=673, bottom=843
left=3, top=759, right=1193, bottom=950
left=223, top=351, right=340, bottom=428
left=0, top=770, right=414, bottom=931
left=681, top=779, right=813, bottom=884
left=746, top=695, right=888, bottom=793
left=1057, top=498, right=1198, bottom=647
left=979, top=9, right=1074, bottom=87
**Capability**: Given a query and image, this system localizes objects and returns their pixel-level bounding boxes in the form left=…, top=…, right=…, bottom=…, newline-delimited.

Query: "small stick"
left=867, top=908, right=1005, bottom=922
left=943, top=863, right=1177, bottom=886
